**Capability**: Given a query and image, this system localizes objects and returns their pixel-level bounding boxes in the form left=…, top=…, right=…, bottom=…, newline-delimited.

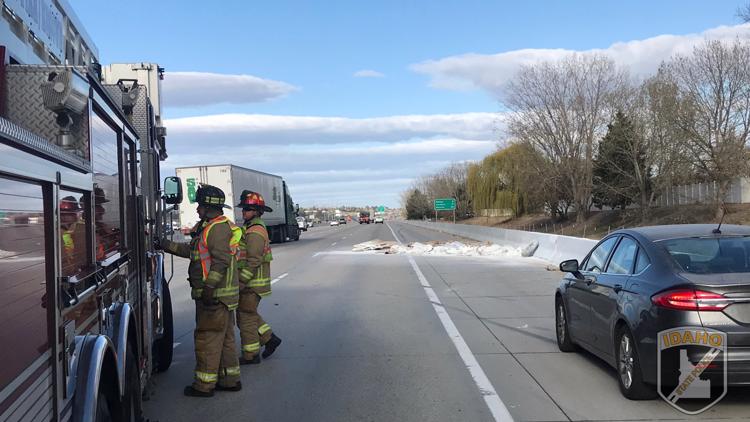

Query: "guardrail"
left=402, top=220, right=598, bottom=264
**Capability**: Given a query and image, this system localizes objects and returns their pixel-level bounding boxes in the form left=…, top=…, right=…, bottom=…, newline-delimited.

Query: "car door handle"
left=613, top=284, right=623, bottom=293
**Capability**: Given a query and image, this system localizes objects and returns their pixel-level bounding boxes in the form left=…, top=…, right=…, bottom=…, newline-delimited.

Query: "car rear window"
left=660, top=237, right=750, bottom=274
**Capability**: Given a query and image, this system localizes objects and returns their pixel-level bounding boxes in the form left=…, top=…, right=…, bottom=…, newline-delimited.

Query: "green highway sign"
left=377, top=205, right=385, bottom=212
left=434, top=198, right=456, bottom=211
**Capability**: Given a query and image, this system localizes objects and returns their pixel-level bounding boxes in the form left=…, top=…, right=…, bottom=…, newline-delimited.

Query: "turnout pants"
left=237, top=288, right=273, bottom=360
left=193, top=302, right=241, bottom=392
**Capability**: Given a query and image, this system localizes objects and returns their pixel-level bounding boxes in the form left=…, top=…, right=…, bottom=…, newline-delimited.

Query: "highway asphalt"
left=143, top=221, right=750, bottom=422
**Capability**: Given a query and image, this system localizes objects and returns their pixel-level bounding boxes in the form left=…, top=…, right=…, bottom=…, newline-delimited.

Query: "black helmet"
left=236, top=190, right=273, bottom=212
left=195, top=184, right=230, bottom=209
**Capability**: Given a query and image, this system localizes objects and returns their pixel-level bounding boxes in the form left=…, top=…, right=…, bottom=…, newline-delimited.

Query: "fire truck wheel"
left=95, top=384, right=115, bottom=422
left=123, top=348, right=143, bottom=422
left=154, top=279, right=174, bottom=372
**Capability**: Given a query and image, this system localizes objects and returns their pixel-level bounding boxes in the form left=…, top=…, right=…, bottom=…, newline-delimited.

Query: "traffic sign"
left=434, top=198, right=456, bottom=211
left=377, top=205, right=385, bottom=213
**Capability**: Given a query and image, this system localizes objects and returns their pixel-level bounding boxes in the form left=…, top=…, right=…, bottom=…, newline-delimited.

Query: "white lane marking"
left=173, top=342, right=181, bottom=348
left=331, top=242, right=337, bottom=246
left=385, top=222, right=514, bottom=422
left=271, top=272, right=289, bottom=285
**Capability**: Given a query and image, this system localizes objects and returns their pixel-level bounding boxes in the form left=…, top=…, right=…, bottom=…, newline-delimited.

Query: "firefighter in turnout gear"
left=236, top=190, right=282, bottom=364
left=161, top=184, right=243, bottom=396
left=59, top=196, right=87, bottom=277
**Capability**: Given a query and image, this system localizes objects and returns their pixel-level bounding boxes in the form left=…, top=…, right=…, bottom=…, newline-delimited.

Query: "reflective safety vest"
left=237, top=218, right=273, bottom=297
left=191, top=215, right=243, bottom=305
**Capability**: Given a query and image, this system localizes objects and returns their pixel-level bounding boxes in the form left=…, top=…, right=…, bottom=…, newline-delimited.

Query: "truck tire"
left=95, top=380, right=119, bottom=422
left=153, top=278, right=174, bottom=373
left=123, top=348, right=143, bottom=422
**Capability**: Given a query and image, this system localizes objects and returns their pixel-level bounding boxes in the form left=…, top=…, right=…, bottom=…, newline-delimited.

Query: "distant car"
left=338, top=217, right=347, bottom=225
left=374, top=217, right=384, bottom=224
left=329, top=220, right=339, bottom=226
left=556, top=224, right=750, bottom=400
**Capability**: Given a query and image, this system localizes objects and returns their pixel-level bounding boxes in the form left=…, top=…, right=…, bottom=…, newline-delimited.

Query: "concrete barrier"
left=402, top=220, right=598, bottom=264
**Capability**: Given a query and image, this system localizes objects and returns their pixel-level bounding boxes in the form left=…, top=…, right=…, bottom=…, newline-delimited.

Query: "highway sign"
left=377, top=205, right=385, bottom=212
left=434, top=198, right=456, bottom=211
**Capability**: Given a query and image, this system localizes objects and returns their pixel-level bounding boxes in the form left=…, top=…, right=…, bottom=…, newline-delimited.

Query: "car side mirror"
left=560, top=259, right=583, bottom=278
left=163, top=176, right=183, bottom=205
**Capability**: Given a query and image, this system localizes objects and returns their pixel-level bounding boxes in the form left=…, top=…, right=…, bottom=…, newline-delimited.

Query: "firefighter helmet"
left=93, top=186, right=109, bottom=204
left=195, top=184, right=230, bottom=209
left=60, top=196, right=80, bottom=212
left=236, top=190, right=273, bottom=212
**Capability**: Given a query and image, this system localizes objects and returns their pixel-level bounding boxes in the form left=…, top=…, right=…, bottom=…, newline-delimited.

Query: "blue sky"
left=71, top=0, right=749, bottom=207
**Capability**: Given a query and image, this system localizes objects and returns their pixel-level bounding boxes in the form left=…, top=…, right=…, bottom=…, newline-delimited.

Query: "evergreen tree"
left=592, top=111, right=649, bottom=210
left=405, top=189, right=431, bottom=220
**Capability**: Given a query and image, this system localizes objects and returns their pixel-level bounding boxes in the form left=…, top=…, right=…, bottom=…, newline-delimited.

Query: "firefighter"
left=160, top=184, right=243, bottom=397
left=89, top=187, right=119, bottom=260
left=235, top=190, right=282, bottom=364
left=60, top=196, right=86, bottom=276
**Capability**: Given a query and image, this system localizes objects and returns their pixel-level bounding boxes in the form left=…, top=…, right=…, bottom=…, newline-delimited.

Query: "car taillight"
left=651, top=289, right=729, bottom=311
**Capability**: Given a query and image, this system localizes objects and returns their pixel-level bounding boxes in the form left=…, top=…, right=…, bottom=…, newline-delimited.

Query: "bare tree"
left=738, top=3, right=750, bottom=22
left=666, top=39, right=750, bottom=218
left=505, top=54, right=628, bottom=222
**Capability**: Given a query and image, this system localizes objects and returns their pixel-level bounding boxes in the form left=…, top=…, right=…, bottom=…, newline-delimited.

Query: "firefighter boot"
left=262, top=334, right=282, bottom=359
left=184, top=386, right=214, bottom=397
left=215, top=382, right=243, bottom=392
left=239, top=355, right=261, bottom=365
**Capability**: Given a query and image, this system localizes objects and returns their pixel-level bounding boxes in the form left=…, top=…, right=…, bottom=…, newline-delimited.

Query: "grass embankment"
left=458, top=204, right=750, bottom=240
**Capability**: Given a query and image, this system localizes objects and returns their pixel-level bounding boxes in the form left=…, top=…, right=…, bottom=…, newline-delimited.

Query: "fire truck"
left=1, top=1, right=180, bottom=421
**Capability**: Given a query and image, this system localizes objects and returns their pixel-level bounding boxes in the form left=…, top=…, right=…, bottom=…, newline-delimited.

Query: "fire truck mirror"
left=163, top=177, right=183, bottom=205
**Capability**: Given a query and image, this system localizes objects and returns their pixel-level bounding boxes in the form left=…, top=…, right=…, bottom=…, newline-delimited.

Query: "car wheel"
left=555, top=297, right=577, bottom=352
left=615, top=327, right=656, bottom=400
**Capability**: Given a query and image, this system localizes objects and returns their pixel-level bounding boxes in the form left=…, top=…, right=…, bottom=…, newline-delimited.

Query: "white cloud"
left=159, top=112, right=501, bottom=207
left=162, top=72, right=297, bottom=107
left=165, top=112, right=502, bottom=147
left=354, top=69, right=385, bottom=78
left=411, top=23, right=750, bottom=98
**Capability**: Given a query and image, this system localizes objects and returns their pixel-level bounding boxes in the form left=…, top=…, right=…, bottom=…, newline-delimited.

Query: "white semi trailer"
left=175, top=164, right=301, bottom=243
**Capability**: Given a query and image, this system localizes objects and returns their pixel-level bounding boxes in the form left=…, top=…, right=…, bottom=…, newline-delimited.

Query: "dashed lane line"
left=385, top=222, right=514, bottom=422
left=271, top=272, right=288, bottom=285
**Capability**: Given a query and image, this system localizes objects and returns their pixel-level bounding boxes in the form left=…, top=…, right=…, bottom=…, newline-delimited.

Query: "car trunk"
left=678, top=273, right=750, bottom=346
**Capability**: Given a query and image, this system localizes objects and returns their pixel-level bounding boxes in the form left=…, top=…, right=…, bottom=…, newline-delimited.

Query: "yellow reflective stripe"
left=215, top=286, right=239, bottom=298
left=242, top=342, right=261, bottom=352
left=195, top=371, right=218, bottom=383
left=206, top=270, right=223, bottom=285
left=258, top=324, right=271, bottom=335
left=248, top=280, right=270, bottom=287
left=62, top=232, right=74, bottom=249
left=240, top=269, right=254, bottom=279
left=258, top=291, right=272, bottom=297
left=225, top=366, right=241, bottom=377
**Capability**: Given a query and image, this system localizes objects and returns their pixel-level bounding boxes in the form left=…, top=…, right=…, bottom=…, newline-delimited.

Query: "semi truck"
left=175, top=164, right=301, bottom=243
left=1, top=1, right=180, bottom=420
left=359, top=211, right=371, bottom=224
